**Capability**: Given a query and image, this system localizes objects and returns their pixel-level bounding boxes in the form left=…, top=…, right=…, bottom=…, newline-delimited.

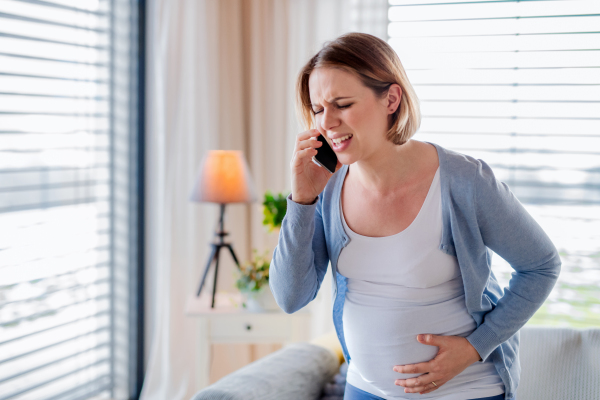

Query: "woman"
left=269, top=33, right=560, bottom=400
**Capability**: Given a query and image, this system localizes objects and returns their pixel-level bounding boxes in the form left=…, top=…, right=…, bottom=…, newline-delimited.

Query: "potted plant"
left=233, top=191, right=289, bottom=311
left=235, top=249, right=275, bottom=312
left=262, top=191, right=289, bottom=232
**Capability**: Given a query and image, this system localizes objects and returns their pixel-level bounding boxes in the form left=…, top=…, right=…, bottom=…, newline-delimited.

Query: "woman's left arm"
left=395, top=159, right=562, bottom=394
left=465, top=158, right=561, bottom=358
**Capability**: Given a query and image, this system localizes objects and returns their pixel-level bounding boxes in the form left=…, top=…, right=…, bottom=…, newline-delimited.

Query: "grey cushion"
left=519, top=326, right=600, bottom=400
left=191, top=342, right=340, bottom=400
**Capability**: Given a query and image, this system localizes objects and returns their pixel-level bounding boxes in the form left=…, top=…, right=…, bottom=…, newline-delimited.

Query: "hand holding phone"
left=291, top=129, right=340, bottom=205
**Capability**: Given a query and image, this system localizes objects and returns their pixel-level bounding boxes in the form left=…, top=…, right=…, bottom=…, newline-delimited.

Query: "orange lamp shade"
left=190, top=150, right=257, bottom=204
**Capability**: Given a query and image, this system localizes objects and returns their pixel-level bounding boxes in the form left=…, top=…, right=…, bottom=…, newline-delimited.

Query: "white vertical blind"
left=389, top=0, right=600, bottom=327
left=0, top=0, right=140, bottom=399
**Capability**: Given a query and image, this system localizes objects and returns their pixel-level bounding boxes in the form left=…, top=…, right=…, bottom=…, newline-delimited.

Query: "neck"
left=350, top=139, right=422, bottom=195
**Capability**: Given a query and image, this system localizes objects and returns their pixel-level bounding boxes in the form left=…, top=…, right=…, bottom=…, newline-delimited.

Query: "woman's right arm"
left=269, top=193, right=330, bottom=314
left=269, top=129, right=340, bottom=314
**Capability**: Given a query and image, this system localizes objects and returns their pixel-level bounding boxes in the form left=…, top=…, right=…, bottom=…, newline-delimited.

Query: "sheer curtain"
left=141, top=0, right=388, bottom=398
left=142, top=1, right=229, bottom=398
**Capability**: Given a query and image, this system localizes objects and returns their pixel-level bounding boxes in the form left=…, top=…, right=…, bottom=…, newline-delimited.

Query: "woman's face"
left=308, top=67, right=398, bottom=166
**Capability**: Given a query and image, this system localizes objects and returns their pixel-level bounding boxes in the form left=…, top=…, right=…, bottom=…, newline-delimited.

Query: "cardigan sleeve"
left=269, top=193, right=330, bottom=314
left=465, top=159, right=562, bottom=361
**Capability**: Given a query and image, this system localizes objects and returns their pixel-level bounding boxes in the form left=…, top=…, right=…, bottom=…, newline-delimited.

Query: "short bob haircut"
left=296, top=32, right=421, bottom=146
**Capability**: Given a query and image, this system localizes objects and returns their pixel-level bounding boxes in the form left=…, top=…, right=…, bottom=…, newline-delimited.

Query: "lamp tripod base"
left=197, top=242, right=240, bottom=308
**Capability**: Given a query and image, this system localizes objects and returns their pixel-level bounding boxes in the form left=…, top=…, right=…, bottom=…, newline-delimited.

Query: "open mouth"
left=332, top=134, right=353, bottom=146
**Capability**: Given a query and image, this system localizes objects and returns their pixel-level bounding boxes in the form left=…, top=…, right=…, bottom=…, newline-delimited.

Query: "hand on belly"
left=342, top=291, right=480, bottom=394
left=392, top=334, right=482, bottom=395
left=348, top=334, right=439, bottom=385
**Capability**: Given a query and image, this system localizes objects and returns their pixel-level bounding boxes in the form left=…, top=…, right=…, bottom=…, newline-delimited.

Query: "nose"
left=319, top=107, right=340, bottom=132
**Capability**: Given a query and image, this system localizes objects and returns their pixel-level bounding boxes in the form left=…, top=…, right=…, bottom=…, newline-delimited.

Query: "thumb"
left=417, top=334, right=442, bottom=346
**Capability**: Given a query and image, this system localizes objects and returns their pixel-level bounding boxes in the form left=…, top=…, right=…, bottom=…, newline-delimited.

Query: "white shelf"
left=186, top=291, right=312, bottom=389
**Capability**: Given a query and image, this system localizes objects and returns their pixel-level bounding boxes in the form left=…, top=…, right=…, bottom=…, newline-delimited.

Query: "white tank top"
left=338, top=167, right=504, bottom=400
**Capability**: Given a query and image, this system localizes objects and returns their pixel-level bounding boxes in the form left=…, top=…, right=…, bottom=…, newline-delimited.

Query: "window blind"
left=389, top=0, right=600, bottom=327
left=0, top=0, right=141, bottom=399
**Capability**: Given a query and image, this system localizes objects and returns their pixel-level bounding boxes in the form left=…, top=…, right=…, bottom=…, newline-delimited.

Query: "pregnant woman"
left=269, top=32, right=561, bottom=400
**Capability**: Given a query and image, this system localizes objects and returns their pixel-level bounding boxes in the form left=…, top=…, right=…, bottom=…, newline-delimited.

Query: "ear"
left=386, top=84, right=402, bottom=115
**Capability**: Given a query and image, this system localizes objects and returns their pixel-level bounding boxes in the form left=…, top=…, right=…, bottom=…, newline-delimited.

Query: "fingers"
left=393, top=360, right=440, bottom=394
left=419, top=382, right=441, bottom=395
left=393, top=361, right=430, bottom=375
left=412, top=380, right=442, bottom=395
left=291, top=130, right=323, bottom=169
left=395, top=376, right=444, bottom=394
left=394, top=374, right=432, bottom=388
left=417, top=334, right=443, bottom=346
left=395, top=335, right=476, bottom=395
left=290, top=147, right=317, bottom=169
left=297, top=137, right=323, bottom=152
left=295, top=129, right=320, bottom=148
left=299, top=147, right=317, bottom=159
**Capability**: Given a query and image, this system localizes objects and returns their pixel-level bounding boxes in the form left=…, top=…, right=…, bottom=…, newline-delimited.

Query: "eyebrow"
left=311, top=97, right=353, bottom=108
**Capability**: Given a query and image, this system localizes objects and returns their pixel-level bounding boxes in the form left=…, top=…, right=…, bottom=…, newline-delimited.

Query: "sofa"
left=190, top=326, right=600, bottom=400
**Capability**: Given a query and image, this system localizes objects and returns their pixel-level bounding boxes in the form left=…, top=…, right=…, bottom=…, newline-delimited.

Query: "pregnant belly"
left=343, top=292, right=477, bottom=395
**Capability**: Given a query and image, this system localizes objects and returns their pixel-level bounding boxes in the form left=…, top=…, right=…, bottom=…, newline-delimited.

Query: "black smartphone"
left=312, top=134, right=338, bottom=174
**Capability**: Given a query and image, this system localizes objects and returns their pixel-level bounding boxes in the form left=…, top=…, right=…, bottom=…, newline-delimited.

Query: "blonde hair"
left=295, top=32, right=421, bottom=145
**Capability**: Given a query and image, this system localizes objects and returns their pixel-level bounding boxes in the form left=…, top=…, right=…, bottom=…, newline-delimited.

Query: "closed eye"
left=312, top=103, right=353, bottom=115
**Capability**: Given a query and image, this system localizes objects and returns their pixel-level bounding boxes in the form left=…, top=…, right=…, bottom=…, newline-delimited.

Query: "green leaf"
left=262, top=191, right=290, bottom=232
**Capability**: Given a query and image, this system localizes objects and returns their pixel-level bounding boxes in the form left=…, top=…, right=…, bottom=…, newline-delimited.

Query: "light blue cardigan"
left=270, top=141, right=561, bottom=400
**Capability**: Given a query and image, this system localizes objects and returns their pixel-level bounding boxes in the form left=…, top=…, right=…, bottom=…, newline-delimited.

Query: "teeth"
left=332, top=134, right=353, bottom=145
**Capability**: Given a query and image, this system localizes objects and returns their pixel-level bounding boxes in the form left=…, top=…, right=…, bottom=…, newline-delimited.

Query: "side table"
left=186, top=292, right=311, bottom=389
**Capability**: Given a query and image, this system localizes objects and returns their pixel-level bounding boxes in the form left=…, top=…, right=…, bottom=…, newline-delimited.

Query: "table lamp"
left=190, top=150, right=257, bottom=308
